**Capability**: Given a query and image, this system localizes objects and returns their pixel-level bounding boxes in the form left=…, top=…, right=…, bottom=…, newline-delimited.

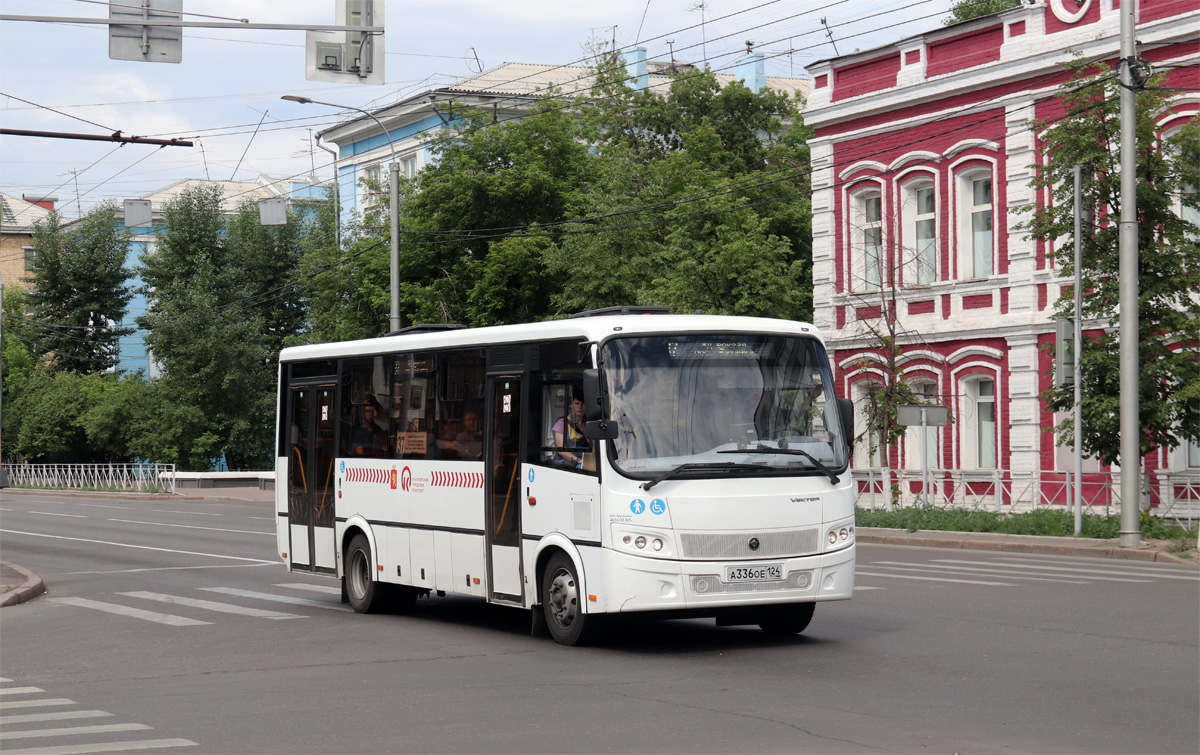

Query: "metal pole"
left=1073, top=165, right=1084, bottom=536
left=281, top=96, right=402, bottom=333
left=389, top=161, right=400, bottom=333
left=1117, top=0, right=1142, bottom=547
left=921, top=407, right=929, bottom=505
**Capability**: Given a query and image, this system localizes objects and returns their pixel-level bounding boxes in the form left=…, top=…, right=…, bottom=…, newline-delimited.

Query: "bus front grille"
left=678, top=528, right=819, bottom=560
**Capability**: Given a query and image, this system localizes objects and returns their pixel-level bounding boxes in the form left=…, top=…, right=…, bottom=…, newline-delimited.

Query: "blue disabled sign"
left=630, top=499, right=646, bottom=514
left=650, top=498, right=666, bottom=515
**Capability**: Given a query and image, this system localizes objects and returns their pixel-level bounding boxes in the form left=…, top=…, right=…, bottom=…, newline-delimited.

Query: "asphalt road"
left=1, top=490, right=1197, bottom=754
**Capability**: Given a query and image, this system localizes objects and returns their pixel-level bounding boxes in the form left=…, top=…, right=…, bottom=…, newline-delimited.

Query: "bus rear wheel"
left=758, top=602, right=815, bottom=637
left=542, top=553, right=597, bottom=646
left=345, top=534, right=383, bottom=614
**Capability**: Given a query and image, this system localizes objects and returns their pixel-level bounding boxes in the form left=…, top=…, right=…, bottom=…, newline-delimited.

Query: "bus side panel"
left=383, top=525, right=411, bottom=584
left=276, top=455, right=290, bottom=568
left=451, top=533, right=486, bottom=597
left=315, top=526, right=336, bottom=570
left=410, top=529, right=436, bottom=588
left=434, top=531, right=454, bottom=592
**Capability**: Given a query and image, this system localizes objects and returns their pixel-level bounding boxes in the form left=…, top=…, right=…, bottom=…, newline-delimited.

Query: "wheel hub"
left=548, top=569, right=578, bottom=627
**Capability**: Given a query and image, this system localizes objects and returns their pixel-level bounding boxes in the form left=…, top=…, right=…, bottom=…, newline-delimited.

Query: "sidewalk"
left=0, top=561, right=45, bottom=606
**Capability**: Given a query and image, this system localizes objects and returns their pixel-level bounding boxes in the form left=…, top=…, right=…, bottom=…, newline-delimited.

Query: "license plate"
left=724, top=564, right=783, bottom=582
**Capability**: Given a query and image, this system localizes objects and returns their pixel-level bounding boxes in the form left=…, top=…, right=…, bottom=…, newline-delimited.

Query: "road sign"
left=109, top=0, right=182, bottom=63
left=305, top=0, right=384, bottom=84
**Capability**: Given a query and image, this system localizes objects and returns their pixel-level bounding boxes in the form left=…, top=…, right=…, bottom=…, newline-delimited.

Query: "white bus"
left=275, top=307, right=857, bottom=645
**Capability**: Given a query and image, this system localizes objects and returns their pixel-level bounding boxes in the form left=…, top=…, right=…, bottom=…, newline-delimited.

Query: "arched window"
left=959, top=376, right=997, bottom=469
left=903, top=381, right=941, bottom=470
left=901, top=180, right=938, bottom=285
left=956, top=167, right=994, bottom=279
left=850, top=188, right=884, bottom=291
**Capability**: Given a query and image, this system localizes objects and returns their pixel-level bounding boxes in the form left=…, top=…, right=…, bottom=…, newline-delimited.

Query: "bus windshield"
left=601, top=334, right=848, bottom=478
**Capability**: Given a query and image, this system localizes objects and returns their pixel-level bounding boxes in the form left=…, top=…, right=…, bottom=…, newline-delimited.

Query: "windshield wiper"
left=640, top=462, right=768, bottom=491
left=719, top=444, right=841, bottom=484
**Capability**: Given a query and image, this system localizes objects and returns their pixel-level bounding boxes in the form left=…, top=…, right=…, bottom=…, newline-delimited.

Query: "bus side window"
left=341, top=356, right=392, bottom=458
left=526, top=339, right=595, bottom=475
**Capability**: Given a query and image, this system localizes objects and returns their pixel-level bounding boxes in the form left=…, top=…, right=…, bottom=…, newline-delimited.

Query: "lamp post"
left=282, top=95, right=401, bottom=333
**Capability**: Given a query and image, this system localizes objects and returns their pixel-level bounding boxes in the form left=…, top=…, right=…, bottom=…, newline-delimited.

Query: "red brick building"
left=803, top=0, right=1198, bottom=510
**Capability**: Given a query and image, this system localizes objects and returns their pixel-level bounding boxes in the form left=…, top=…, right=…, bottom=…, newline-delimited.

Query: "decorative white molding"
left=897, top=349, right=947, bottom=365
left=944, top=139, right=1000, bottom=158
left=1049, top=0, right=1092, bottom=24
left=838, top=160, right=888, bottom=181
left=947, top=345, right=1004, bottom=362
left=889, top=151, right=942, bottom=171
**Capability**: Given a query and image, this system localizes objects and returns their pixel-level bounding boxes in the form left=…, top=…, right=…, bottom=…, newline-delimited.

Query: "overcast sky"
left=0, top=0, right=954, bottom=218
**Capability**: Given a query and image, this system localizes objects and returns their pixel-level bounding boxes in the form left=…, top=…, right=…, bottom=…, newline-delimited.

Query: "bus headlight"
left=635, top=536, right=647, bottom=549
left=613, top=527, right=673, bottom=557
left=651, top=538, right=663, bottom=551
left=826, top=524, right=854, bottom=551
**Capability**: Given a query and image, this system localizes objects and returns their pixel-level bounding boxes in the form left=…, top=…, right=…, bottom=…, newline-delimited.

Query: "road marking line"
left=119, top=591, right=304, bottom=620
left=0, top=677, right=10, bottom=682
left=853, top=585, right=884, bottom=591
left=107, top=519, right=271, bottom=536
left=71, top=564, right=275, bottom=575
left=1, top=738, right=197, bottom=754
left=855, top=570, right=1014, bottom=586
left=73, top=504, right=133, bottom=510
left=0, top=723, right=152, bottom=741
left=30, top=512, right=86, bottom=519
left=246, top=516, right=274, bottom=520
left=48, top=598, right=211, bottom=627
left=276, top=583, right=341, bottom=595
left=0, top=700, right=75, bottom=711
left=0, top=688, right=44, bottom=696
left=931, top=559, right=1162, bottom=581
left=0, top=530, right=277, bottom=564
left=152, top=510, right=222, bottom=516
left=0, top=711, right=112, bottom=725
left=201, top=587, right=353, bottom=611
left=985, top=556, right=1200, bottom=580
left=869, top=561, right=1090, bottom=584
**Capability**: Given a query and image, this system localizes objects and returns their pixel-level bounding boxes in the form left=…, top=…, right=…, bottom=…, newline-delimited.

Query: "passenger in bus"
left=350, top=397, right=388, bottom=457
left=455, top=411, right=483, bottom=459
left=554, top=391, right=591, bottom=469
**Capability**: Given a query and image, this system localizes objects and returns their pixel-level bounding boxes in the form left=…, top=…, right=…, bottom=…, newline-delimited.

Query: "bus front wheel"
left=542, top=553, right=597, bottom=646
left=345, top=534, right=383, bottom=614
left=758, top=602, right=815, bottom=637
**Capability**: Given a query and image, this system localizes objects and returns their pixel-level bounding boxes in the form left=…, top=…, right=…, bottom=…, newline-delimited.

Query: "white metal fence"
left=1, top=463, right=177, bottom=494
left=852, top=468, right=1200, bottom=527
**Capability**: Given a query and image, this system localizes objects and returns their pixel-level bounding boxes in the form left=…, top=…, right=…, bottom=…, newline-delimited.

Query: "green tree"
left=944, top=0, right=1020, bottom=24
left=1028, top=61, right=1200, bottom=465
left=26, top=204, right=133, bottom=374
left=139, top=185, right=306, bottom=469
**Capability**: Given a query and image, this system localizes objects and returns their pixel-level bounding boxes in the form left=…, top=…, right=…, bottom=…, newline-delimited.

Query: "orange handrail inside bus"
left=291, top=445, right=307, bottom=493
left=493, top=452, right=519, bottom=536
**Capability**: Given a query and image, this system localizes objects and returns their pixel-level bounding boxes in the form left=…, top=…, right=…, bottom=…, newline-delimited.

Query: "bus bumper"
left=596, top=543, right=856, bottom=614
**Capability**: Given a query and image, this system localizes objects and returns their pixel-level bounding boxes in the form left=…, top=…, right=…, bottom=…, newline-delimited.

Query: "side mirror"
left=582, top=368, right=605, bottom=422
left=837, top=398, right=855, bottom=452
left=584, top=419, right=618, bottom=440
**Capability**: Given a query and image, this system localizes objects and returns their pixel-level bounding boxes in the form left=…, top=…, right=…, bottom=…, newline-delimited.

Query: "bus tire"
left=758, top=602, right=815, bottom=637
left=345, top=534, right=383, bottom=614
left=541, top=552, right=597, bottom=646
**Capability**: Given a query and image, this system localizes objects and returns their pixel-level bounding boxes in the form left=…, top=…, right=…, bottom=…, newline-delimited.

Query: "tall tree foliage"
left=26, top=204, right=133, bottom=373
left=302, top=50, right=815, bottom=331
left=944, top=0, right=1020, bottom=24
left=138, top=185, right=306, bottom=469
left=1028, top=61, right=1200, bottom=465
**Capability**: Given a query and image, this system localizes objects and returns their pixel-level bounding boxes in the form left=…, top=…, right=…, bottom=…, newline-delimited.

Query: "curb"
left=0, top=561, right=46, bottom=607
left=857, top=528, right=1198, bottom=566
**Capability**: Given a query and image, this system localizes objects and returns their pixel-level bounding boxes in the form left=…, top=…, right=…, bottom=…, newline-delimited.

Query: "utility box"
left=1055, top=317, right=1076, bottom=387
left=306, top=0, right=384, bottom=84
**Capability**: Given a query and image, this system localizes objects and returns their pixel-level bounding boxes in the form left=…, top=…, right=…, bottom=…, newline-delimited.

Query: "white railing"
left=1, top=463, right=177, bottom=495
left=852, top=468, right=1200, bottom=527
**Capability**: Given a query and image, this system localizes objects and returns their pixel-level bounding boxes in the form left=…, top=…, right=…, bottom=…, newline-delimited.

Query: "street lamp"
left=282, top=95, right=402, bottom=333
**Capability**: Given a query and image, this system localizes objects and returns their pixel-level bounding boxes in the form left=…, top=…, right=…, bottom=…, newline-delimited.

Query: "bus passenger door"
left=287, top=385, right=337, bottom=574
left=485, top=375, right=525, bottom=603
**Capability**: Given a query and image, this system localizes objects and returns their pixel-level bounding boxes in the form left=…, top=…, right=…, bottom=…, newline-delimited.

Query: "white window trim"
left=950, top=158, right=998, bottom=281
left=955, top=370, right=1000, bottom=470
left=847, top=183, right=886, bottom=292
left=899, top=174, right=939, bottom=286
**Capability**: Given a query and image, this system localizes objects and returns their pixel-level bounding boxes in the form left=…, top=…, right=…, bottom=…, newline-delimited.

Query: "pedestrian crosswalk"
left=855, top=552, right=1200, bottom=589
left=47, top=582, right=346, bottom=628
left=0, top=678, right=195, bottom=754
